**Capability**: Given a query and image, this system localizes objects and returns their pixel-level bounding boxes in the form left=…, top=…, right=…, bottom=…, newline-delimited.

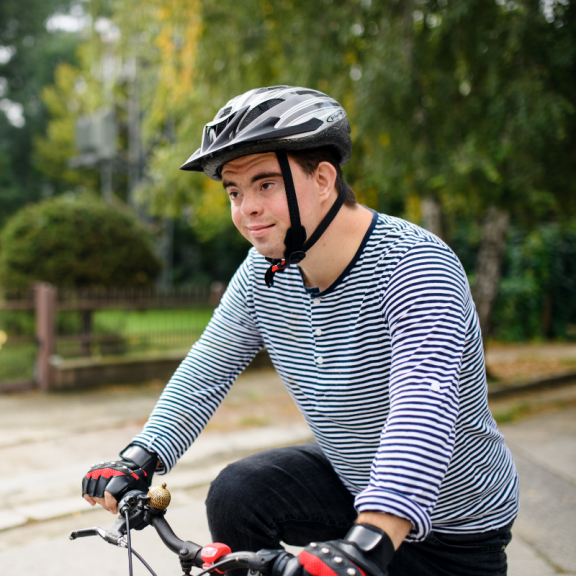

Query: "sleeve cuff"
left=355, top=487, right=432, bottom=542
left=131, top=434, right=179, bottom=475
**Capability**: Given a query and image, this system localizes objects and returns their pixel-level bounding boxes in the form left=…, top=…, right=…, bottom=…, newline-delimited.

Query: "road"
left=0, top=370, right=574, bottom=575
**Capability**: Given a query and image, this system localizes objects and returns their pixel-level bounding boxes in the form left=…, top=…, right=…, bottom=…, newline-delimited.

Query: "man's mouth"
left=247, top=224, right=275, bottom=237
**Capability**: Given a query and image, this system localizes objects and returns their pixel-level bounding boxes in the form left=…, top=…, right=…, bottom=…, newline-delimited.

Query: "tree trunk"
left=541, top=293, right=553, bottom=339
left=421, top=196, right=444, bottom=240
left=472, top=205, right=510, bottom=343
left=81, top=309, right=92, bottom=357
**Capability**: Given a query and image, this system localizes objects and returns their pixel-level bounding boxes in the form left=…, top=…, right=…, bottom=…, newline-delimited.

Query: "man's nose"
left=240, top=192, right=263, bottom=216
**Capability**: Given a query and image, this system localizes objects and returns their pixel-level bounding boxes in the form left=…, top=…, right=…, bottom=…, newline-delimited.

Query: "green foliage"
left=349, top=0, right=576, bottom=226
left=0, top=194, right=161, bottom=288
left=492, top=223, right=576, bottom=341
left=172, top=218, right=251, bottom=286
left=34, top=49, right=101, bottom=193
left=0, top=0, right=80, bottom=226
left=126, top=0, right=576, bottom=244
left=23, top=0, right=576, bottom=300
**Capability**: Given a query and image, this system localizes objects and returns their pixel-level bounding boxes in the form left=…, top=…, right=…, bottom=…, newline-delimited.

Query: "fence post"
left=210, top=282, right=226, bottom=306
left=35, top=282, right=57, bottom=391
left=81, top=309, right=92, bottom=356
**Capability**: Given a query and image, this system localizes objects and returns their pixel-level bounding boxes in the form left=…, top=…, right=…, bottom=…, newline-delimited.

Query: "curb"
left=0, top=380, right=36, bottom=394
left=488, top=371, right=576, bottom=399
left=0, top=350, right=273, bottom=395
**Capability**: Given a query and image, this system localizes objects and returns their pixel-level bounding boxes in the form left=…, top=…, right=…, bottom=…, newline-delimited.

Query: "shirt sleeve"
left=131, top=254, right=264, bottom=473
left=354, top=240, right=472, bottom=541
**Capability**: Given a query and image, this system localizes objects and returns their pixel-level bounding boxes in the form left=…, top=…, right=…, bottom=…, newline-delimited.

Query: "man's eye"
left=228, top=190, right=240, bottom=199
left=261, top=182, right=274, bottom=191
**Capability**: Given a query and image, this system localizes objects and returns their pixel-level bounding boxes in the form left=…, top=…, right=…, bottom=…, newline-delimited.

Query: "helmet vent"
left=212, top=111, right=238, bottom=139
left=239, top=99, right=283, bottom=132
left=216, top=106, right=232, bottom=119
left=295, top=89, right=320, bottom=96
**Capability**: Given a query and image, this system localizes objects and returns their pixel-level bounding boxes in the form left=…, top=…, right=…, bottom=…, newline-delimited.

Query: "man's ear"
left=315, top=161, right=338, bottom=202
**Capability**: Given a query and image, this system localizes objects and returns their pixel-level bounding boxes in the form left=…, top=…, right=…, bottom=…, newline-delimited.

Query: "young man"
left=83, top=87, right=519, bottom=576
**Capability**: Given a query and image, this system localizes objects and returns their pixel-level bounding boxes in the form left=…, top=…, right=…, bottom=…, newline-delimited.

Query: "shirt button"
left=316, top=356, right=324, bottom=365
left=315, top=328, right=322, bottom=337
left=312, top=298, right=321, bottom=305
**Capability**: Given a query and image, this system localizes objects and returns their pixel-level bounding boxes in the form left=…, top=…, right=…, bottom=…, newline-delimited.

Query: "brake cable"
left=125, top=508, right=134, bottom=576
left=124, top=508, right=159, bottom=576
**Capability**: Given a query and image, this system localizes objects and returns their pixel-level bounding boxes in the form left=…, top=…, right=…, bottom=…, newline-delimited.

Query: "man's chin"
left=241, top=232, right=284, bottom=260
left=250, top=243, right=284, bottom=261
left=255, top=248, right=284, bottom=260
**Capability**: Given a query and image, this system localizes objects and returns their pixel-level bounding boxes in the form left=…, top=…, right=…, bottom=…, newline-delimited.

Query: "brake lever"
left=69, top=516, right=128, bottom=547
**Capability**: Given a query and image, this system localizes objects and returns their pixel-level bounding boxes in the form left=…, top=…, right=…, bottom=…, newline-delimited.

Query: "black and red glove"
left=298, top=524, right=395, bottom=576
left=82, top=444, right=158, bottom=503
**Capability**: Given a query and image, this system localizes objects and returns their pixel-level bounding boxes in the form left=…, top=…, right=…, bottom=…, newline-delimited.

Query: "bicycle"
left=70, top=483, right=301, bottom=576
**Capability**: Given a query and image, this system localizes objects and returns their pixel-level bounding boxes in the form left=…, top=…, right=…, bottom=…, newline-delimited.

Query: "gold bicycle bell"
left=148, top=483, right=171, bottom=510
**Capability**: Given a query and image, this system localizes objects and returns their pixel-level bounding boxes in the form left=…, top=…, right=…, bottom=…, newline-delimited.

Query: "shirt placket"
left=310, top=295, right=325, bottom=369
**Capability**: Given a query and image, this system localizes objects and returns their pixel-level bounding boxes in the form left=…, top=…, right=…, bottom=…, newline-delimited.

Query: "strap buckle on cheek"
left=201, top=543, right=232, bottom=574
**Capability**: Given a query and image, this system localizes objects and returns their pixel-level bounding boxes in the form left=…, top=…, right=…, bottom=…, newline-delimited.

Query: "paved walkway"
left=0, top=373, right=574, bottom=575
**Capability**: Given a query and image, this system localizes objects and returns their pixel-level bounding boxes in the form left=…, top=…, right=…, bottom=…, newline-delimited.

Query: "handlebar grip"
left=69, top=527, right=101, bottom=540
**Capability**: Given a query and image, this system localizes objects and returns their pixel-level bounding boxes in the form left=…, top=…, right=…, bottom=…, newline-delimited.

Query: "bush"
left=492, top=223, right=576, bottom=341
left=0, top=194, right=161, bottom=288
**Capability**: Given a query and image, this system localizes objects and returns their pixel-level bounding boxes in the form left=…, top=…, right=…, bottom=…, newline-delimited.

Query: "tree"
left=35, top=0, right=576, bottom=339
left=138, top=0, right=576, bottom=342
left=0, top=0, right=79, bottom=225
left=0, top=194, right=161, bottom=288
left=344, top=0, right=576, bottom=339
left=34, top=45, right=103, bottom=194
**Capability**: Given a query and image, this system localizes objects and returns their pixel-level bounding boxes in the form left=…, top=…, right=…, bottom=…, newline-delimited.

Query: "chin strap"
left=265, top=150, right=347, bottom=288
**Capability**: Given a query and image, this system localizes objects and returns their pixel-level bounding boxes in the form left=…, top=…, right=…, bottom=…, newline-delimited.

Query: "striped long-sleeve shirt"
left=132, top=211, right=519, bottom=542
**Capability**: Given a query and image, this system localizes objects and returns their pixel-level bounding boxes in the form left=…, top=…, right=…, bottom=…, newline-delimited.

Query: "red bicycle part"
left=201, top=542, right=232, bottom=574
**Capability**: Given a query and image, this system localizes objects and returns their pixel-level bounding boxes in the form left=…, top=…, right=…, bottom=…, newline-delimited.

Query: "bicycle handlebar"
left=70, top=485, right=301, bottom=576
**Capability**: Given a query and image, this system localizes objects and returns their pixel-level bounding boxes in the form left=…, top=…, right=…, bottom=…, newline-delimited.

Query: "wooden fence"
left=0, top=282, right=224, bottom=392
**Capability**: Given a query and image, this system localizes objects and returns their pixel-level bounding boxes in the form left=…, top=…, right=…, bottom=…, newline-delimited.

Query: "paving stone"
left=510, top=449, right=576, bottom=574
left=0, top=511, right=27, bottom=531
left=507, top=534, right=569, bottom=576
left=1, top=370, right=574, bottom=575
left=16, top=497, right=94, bottom=522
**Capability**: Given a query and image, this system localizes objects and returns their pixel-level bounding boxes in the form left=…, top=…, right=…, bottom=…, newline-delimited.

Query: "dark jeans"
left=206, top=443, right=513, bottom=576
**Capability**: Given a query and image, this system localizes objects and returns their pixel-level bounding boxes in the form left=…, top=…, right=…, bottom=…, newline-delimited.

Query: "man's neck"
left=297, top=203, right=374, bottom=293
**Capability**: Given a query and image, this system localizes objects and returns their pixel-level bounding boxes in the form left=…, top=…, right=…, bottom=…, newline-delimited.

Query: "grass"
left=93, top=307, right=214, bottom=335
left=492, top=401, right=534, bottom=424
left=0, top=306, right=215, bottom=384
left=0, top=343, right=36, bottom=383
left=492, top=398, right=572, bottom=424
left=88, top=306, right=214, bottom=356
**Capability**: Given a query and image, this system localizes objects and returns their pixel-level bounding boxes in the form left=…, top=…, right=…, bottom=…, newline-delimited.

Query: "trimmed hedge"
left=0, top=194, right=161, bottom=288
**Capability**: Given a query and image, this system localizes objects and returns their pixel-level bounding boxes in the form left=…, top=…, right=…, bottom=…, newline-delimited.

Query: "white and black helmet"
left=180, top=86, right=353, bottom=288
left=180, top=85, right=351, bottom=180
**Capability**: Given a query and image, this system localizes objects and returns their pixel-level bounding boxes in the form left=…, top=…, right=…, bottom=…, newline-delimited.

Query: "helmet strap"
left=276, top=150, right=307, bottom=254
left=264, top=150, right=347, bottom=288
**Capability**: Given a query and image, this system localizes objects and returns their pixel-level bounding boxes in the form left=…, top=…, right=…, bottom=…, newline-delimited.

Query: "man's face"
left=221, top=152, right=319, bottom=260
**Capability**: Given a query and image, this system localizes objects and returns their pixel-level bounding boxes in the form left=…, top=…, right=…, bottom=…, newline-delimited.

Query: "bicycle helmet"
left=180, top=86, right=352, bottom=287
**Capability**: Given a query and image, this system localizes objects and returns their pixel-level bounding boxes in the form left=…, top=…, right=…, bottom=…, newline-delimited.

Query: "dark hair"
left=287, top=146, right=357, bottom=207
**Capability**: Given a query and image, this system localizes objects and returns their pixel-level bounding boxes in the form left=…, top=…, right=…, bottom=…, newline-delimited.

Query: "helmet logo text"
left=327, top=110, right=345, bottom=122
